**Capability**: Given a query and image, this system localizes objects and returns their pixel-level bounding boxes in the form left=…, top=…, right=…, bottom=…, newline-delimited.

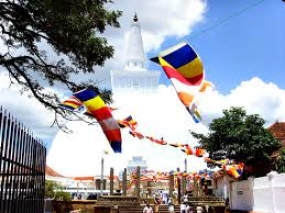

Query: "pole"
left=122, top=168, right=127, bottom=196
left=184, top=158, right=188, bottom=194
left=100, top=156, right=104, bottom=196
left=110, top=167, right=114, bottom=195
left=136, top=166, right=141, bottom=201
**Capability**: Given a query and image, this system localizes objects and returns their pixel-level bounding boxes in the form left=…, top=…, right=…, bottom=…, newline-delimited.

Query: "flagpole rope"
left=188, top=0, right=266, bottom=39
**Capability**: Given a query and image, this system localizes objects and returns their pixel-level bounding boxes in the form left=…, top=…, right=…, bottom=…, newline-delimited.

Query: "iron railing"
left=0, top=106, right=46, bottom=213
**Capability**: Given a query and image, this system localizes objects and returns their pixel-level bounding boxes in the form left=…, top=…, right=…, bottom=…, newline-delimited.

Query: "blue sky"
left=149, top=0, right=285, bottom=94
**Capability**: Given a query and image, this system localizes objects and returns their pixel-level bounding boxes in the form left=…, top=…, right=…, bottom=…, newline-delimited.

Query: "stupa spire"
left=124, top=13, right=145, bottom=70
left=133, top=12, right=138, bottom=22
left=110, top=13, right=160, bottom=94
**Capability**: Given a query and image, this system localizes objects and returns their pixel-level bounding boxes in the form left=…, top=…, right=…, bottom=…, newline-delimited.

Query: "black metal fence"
left=0, top=106, right=46, bottom=213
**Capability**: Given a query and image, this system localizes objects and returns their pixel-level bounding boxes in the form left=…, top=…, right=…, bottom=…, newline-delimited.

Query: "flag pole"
left=100, top=154, right=104, bottom=196
left=184, top=157, right=187, bottom=173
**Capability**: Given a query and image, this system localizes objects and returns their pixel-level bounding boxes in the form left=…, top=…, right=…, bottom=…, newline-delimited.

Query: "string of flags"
left=58, top=41, right=244, bottom=179
left=117, top=115, right=206, bottom=157
left=124, top=123, right=244, bottom=179
left=59, top=94, right=244, bottom=179
left=128, top=161, right=244, bottom=182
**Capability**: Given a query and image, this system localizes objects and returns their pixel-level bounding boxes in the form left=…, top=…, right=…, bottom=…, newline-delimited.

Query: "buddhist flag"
left=150, top=41, right=204, bottom=86
left=60, top=96, right=84, bottom=112
left=181, top=145, right=194, bottom=155
left=223, top=164, right=244, bottom=179
left=129, top=131, right=144, bottom=139
left=73, top=88, right=122, bottom=153
left=117, top=115, right=137, bottom=130
left=199, top=80, right=215, bottom=92
left=195, top=147, right=206, bottom=157
left=157, top=56, right=202, bottom=123
left=151, top=42, right=204, bottom=123
left=146, top=136, right=167, bottom=145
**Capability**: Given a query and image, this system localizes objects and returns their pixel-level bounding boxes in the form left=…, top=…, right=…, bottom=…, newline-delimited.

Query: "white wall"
left=253, top=172, right=285, bottom=213
left=253, top=175, right=273, bottom=212
left=230, top=179, right=253, bottom=211
left=227, top=172, right=285, bottom=213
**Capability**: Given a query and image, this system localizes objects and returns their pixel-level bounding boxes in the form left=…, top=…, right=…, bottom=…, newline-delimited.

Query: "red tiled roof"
left=267, top=121, right=285, bottom=140
left=268, top=121, right=285, bottom=157
left=45, top=165, right=64, bottom=177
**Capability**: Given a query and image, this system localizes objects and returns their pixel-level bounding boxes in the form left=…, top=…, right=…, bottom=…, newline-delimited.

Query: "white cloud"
left=46, top=78, right=285, bottom=177
left=198, top=77, right=285, bottom=126
left=0, top=72, right=58, bottom=143
left=106, top=0, right=207, bottom=51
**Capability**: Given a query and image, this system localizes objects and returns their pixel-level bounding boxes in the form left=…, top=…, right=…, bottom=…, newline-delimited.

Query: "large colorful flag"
left=158, top=56, right=202, bottom=123
left=73, top=88, right=122, bottom=153
left=151, top=42, right=205, bottom=123
left=150, top=41, right=204, bottom=86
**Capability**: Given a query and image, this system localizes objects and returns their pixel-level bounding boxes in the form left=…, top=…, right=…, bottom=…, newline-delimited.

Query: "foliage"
left=45, top=180, right=57, bottom=199
left=0, top=0, right=122, bottom=118
left=45, top=180, right=71, bottom=201
left=275, top=148, right=285, bottom=173
left=54, top=190, right=72, bottom=202
left=191, top=107, right=281, bottom=178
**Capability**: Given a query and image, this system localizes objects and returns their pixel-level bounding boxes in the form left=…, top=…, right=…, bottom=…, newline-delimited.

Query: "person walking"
left=196, top=205, right=203, bottom=213
left=168, top=198, right=175, bottom=213
left=143, top=203, right=153, bottom=213
left=180, top=199, right=187, bottom=213
left=186, top=204, right=194, bottom=213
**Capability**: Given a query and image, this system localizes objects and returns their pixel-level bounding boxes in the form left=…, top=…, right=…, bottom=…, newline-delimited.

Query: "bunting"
left=128, top=164, right=244, bottom=181
left=73, top=88, right=122, bottom=153
left=181, top=145, right=206, bottom=157
left=60, top=96, right=84, bottom=112
left=117, top=115, right=137, bottom=130
left=121, top=116, right=206, bottom=157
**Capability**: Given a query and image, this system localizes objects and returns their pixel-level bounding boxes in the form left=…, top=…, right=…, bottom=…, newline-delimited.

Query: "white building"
left=46, top=14, right=206, bottom=178
left=110, top=14, right=160, bottom=94
left=126, top=156, right=148, bottom=174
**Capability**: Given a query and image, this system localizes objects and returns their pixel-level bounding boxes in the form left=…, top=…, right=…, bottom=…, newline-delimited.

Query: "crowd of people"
left=143, top=193, right=205, bottom=213
left=179, top=198, right=204, bottom=213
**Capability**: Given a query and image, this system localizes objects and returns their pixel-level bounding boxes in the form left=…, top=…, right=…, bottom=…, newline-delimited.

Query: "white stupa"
left=110, top=13, right=161, bottom=94
left=46, top=14, right=207, bottom=177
